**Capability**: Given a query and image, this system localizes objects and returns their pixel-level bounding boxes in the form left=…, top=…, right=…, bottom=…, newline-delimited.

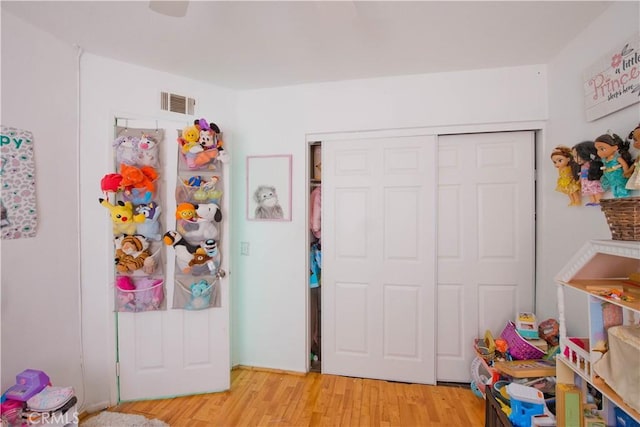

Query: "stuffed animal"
left=114, top=234, right=154, bottom=274
left=188, top=248, right=214, bottom=274
left=176, top=202, right=197, bottom=221
left=136, top=134, right=160, bottom=168
left=134, top=277, right=164, bottom=311
left=179, top=202, right=221, bottom=245
left=100, top=173, right=123, bottom=195
left=180, top=125, right=202, bottom=154
left=99, top=198, right=137, bottom=235
left=163, top=230, right=199, bottom=273
left=115, top=275, right=137, bottom=312
left=113, top=135, right=140, bottom=166
left=119, top=163, right=158, bottom=195
left=134, top=201, right=162, bottom=240
left=185, top=279, right=212, bottom=310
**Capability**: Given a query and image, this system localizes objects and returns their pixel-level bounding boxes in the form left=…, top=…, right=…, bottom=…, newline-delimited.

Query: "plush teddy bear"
left=114, top=234, right=154, bottom=274
left=185, top=279, right=212, bottom=310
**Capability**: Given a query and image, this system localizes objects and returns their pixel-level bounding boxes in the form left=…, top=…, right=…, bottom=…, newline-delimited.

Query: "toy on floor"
left=4, top=370, right=50, bottom=402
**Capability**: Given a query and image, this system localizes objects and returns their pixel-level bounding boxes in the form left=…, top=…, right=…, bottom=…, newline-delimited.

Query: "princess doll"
left=572, top=141, right=604, bottom=206
left=625, top=123, right=640, bottom=190
left=551, top=145, right=581, bottom=206
left=594, top=132, right=632, bottom=198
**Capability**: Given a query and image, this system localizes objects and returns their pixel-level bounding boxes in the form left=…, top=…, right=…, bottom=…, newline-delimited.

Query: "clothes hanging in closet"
left=310, top=186, right=321, bottom=239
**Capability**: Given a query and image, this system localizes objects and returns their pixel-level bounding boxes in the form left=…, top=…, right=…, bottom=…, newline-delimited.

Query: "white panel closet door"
left=436, top=131, right=535, bottom=382
left=117, top=118, right=230, bottom=400
left=322, top=135, right=437, bottom=384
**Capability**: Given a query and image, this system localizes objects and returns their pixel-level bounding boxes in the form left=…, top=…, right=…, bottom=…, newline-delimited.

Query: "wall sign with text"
left=583, top=34, right=640, bottom=121
left=0, top=126, right=38, bottom=240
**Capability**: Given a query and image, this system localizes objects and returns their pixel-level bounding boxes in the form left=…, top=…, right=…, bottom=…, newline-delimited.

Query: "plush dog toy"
left=179, top=202, right=222, bottom=245
left=134, top=201, right=162, bottom=240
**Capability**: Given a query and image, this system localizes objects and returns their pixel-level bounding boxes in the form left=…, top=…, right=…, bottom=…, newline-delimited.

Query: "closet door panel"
left=323, top=135, right=436, bottom=384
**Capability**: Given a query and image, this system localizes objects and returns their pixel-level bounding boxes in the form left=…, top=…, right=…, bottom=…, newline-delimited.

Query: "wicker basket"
left=600, top=197, right=640, bottom=241
left=500, top=321, right=545, bottom=360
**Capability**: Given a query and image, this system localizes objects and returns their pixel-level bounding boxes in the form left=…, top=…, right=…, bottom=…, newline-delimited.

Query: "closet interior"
left=309, top=141, right=322, bottom=372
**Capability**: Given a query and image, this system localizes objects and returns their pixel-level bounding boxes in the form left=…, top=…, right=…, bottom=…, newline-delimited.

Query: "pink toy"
left=4, top=370, right=50, bottom=402
left=116, top=276, right=135, bottom=291
left=115, top=276, right=136, bottom=312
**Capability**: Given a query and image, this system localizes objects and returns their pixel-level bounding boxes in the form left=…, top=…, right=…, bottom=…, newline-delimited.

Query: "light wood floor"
left=97, top=367, right=485, bottom=426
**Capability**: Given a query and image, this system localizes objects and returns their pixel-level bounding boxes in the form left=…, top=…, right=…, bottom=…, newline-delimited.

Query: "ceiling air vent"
left=160, top=92, right=195, bottom=115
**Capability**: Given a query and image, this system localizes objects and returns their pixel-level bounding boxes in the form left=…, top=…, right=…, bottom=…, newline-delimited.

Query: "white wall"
left=539, top=1, right=640, bottom=335
left=0, top=11, right=83, bottom=398
left=233, top=65, right=549, bottom=372
left=79, top=54, right=236, bottom=409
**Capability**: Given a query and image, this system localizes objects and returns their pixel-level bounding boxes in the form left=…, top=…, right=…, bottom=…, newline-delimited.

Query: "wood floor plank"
left=97, top=368, right=484, bottom=426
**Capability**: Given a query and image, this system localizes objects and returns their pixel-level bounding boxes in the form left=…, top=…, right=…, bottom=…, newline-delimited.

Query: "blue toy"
left=134, top=201, right=162, bottom=240
left=185, top=279, right=212, bottom=310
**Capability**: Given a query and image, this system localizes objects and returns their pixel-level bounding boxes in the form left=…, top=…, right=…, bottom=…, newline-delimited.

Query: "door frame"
left=304, top=120, right=544, bottom=375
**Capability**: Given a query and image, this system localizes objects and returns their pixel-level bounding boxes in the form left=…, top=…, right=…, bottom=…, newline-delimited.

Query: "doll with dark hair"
left=551, top=145, right=581, bottom=206
left=572, top=141, right=604, bottom=206
left=594, top=132, right=632, bottom=198
left=625, top=123, right=640, bottom=190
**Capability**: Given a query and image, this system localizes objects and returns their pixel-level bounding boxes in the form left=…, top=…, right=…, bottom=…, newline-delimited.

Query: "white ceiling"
left=2, top=1, right=612, bottom=90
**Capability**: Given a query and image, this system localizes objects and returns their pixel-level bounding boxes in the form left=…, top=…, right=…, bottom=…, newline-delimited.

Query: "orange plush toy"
left=119, top=164, right=158, bottom=195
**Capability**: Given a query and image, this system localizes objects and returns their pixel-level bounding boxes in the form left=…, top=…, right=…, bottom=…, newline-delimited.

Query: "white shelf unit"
left=555, top=239, right=640, bottom=424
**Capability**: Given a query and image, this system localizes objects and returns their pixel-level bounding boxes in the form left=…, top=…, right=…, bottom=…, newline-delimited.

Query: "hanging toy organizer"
left=101, top=124, right=166, bottom=313
left=166, top=118, right=227, bottom=310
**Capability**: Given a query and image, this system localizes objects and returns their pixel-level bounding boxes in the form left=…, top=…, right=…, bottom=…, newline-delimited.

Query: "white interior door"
left=436, top=131, right=535, bottom=382
left=322, top=135, right=437, bottom=384
left=116, top=118, right=230, bottom=400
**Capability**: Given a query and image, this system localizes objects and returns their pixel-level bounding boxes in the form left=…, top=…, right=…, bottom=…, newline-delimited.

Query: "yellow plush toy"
left=180, top=125, right=201, bottom=154
left=99, top=198, right=137, bottom=235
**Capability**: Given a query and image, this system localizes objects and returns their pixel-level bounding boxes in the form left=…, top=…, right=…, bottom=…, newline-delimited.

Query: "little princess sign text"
left=583, top=34, right=640, bottom=121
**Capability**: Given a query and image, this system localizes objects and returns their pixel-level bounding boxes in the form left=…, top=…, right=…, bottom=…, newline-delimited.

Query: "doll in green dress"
left=625, top=124, right=640, bottom=191
left=594, top=133, right=632, bottom=198
left=551, top=145, right=581, bottom=206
